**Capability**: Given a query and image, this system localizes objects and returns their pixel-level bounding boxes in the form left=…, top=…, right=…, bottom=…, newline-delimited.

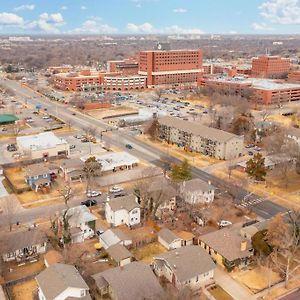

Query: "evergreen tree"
left=170, top=159, right=192, bottom=182
left=245, top=153, right=267, bottom=181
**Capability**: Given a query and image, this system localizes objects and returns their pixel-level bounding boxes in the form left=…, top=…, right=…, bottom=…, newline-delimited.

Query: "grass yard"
left=208, top=285, right=234, bottom=300
left=231, top=267, right=282, bottom=293
left=132, top=242, right=166, bottom=263
left=10, top=279, right=37, bottom=300
left=1, top=178, right=13, bottom=194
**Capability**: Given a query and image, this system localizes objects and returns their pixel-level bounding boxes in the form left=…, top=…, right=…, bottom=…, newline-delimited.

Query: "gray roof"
left=66, top=205, right=97, bottom=228
left=60, top=158, right=84, bottom=170
left=24, top=164, right=50, bottom=177
left=158, top=228, right=181, bottom=245
left=108, top=195, right=140, bottom=212
left=147, top=177, right=177, bottom=199
left=106, top=244, right=133, bottom=263
left=36, top=263, right=89, bottom=300
left=180, top=178, right=216, bottom=193
left=92, top=262, right=164, bottom=300
left=200, top=224, right=253, bottom=262
left=2, top=229, right=47, bottom=253
left=159, top=116, right=241, bottom=142
left=154, top=245, right=215, bottom=282
left=100, top=228, right=132, bottom=249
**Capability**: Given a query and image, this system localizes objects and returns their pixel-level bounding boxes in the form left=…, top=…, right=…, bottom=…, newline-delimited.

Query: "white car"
left=109, top=186, right=124, bottom=193
left=217, top=220, right=232, bottom=228
left=86, top=190, right=101, bottom=197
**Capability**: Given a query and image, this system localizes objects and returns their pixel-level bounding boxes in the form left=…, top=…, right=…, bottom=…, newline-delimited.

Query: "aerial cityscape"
left=1, top=1, right=300, bottom=300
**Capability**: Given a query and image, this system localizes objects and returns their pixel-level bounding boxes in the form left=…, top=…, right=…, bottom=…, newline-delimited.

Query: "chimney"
left=173, top=264, right=176, bottom=269
left=106, top=195, right=110, bottom=202
left=240, top=240, right=247, bottom=252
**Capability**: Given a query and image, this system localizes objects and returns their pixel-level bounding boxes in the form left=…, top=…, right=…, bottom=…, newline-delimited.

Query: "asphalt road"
left=0, top=79, right=288, bottom=220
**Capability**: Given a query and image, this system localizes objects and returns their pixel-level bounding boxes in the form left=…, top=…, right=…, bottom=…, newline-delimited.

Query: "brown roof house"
left=92, top=261, right=164, bottom=300
left=1, top=228, right=47, bottom=262
left=153, top=245, right=216, bottom=291
left=199, top=223, right=254, bottom=271
left=36, top=263, right=91, bottom=300
left=59, top=158, right=84, bottom=182
left=106, top=244, right=133, bottom=267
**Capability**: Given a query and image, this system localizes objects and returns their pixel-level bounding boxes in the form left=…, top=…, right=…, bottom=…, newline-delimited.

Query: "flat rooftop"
left=205, top=76, right=300, bottom=90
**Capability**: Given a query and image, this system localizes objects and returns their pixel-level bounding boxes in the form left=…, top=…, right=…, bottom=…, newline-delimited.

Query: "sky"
left=0, top=0, right=300, bottom=35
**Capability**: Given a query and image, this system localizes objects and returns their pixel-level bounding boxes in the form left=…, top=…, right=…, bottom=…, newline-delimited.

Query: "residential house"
left=36, top=263, right=91, bottom=300
left=240, top=220, right=269, bottom=240
left=153, top=246, right=216, bottom=291
left=105, top=195, right=140, bottom=227
left=24, top=164, right=52, bottom=192
left=106, top=244, right=133, bottom=266
left=179, top=178, right=216, bottom=205
left=17, top=132, right=70, bottom=159
left=1, top=229, right=47, bottom=262
left=65, top=205, right=97, bottom=243
left=92, top=261, right=164, bottom=300
left=146, top=177, right=177, bottom=219
left=59, top=158, right=84, bottom=182
left=199, top=223, right=254, bottom=271
left=158, top=228, right=182, bottom=250
left=175, top=230, right=195, bottom=246
left=158, top=116, right=244, bottom=160
left=99, top=228, right=132, bottom=249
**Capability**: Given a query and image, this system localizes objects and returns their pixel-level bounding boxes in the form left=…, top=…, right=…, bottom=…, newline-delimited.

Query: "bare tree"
left=154, top=88, right=164, bottom=100
left=82, top=156, right=102, bottom=193
left=267, top=212, right=300, bottom=287
left=2, top=196, right=18, bottom=231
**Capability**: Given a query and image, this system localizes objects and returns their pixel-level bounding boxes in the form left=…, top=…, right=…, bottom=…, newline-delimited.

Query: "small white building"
left=36, top=263, right=91, bottom=300
left=179, top=178, right=215, bottom=205
left=17, top=132, right=69, bottom=159
left=105, top=195, right=141, bottom=227
left=153, top=246, right=216, bottom=291
left=158, top=228, right=182, bottom=250
left=65, top=205, right=97, bottom=243
left=99, top=228, right=132, bottom=250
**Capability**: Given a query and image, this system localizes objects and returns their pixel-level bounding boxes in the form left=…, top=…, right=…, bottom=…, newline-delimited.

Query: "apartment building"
left=252, top=55, right=290, bottom=79
left=199, top=76, right=300, bottom=105
left=158, top=116, right=244, bottom=160
left=138, top=48, right=202, bottom=87
left=288, top=70, right=300, bottom=82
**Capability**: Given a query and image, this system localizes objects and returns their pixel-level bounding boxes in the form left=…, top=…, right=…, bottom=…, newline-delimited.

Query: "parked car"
left=109, top=186, right=124, bottom=193
left=113, top=192, right=127, bottom=198
left=72, top=112, right=76, bottom=116
left=42, top=116, right=50, bottom=119
left=125, top=144, right=133, bottom=149
left=80, top=199, right=97, bottom=207
left=81, top=138, right=89, bottom=143
left=70, top=145, right=76, bottom=149
left=248, top=151, right=254, bottom=156
left=254, top=146, right=262, bottom=151
left=217, top=220, right=232, bottom=228
left=7, top=144, right=17, bottom=152
left=74, top=134, right=83, bottom=139
left=245, top=144, right=255, bottom=148
left=87, top=190, right=101, bottom=197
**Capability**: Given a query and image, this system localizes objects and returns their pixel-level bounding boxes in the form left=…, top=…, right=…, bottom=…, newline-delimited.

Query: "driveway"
left=214, top=267, right=255, bottom=300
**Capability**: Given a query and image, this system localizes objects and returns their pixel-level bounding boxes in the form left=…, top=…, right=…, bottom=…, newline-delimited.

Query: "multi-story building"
left=138, top=48, right=202, bottom=87
left=252, top=55, right=290, bottom=79
left=107, top=58, right=139, bottom=75
left=288, top=70, right=300, bottom=82
left=199, top=76, right=300, bottom=105
left=103, top=74, right=147, bottom=91
left=158, top=116, right=244, bottom=160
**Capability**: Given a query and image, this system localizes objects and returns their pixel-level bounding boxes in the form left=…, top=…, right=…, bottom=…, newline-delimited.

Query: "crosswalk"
left=237, top=197, right=265, bottom=209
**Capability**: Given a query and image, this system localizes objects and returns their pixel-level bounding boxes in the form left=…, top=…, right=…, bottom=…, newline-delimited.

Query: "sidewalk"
left=0, top=176, right=8, bottom=198
left=214, top=267, right=255, bottom=300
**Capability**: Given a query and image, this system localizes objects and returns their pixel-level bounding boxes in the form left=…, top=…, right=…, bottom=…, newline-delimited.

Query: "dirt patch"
left=132, top=242, right=167, bottom=263
left=208, top=285, right=234, bottom=300
left=9, top=279, right=37, bottom=300
left=87, top=106, right=138, bottom=120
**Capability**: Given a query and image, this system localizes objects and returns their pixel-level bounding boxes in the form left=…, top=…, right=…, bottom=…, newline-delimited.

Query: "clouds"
left=252, top=22, right=273, bottom=31
left=173, top=8, right=187, bottom=13
left=27, top=13, right=65, bottom=33
left=0, top=13, right=24, bottom=26
left=72, top=18, right=117, bottom=34
left=259, top=0, right=300, bottom=24
left=126, top=22, right=204, bottom=34
left=14, top=4, right=35, bottom=11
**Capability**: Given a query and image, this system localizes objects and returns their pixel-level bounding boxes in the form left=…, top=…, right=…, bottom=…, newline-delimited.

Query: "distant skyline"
left=0, top=0, right=300, bottom=35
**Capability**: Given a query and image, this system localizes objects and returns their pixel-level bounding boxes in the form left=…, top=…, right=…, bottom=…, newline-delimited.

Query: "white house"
left=99, top=228, right=132, bottom=250
left=153, top=246, right=216, bottom=291
left=65, top=206, right=97, bottom=243
left=1, top=229, right=47, bottom=262
left=179, top=178, right=215, bottom=205
left=36, top=263, right=91, bottom=300
left=158, top=228, right=182, bottom=250
left=105, top=195, right=140, bottom=227
left=16, top=132, right=70, bottom=159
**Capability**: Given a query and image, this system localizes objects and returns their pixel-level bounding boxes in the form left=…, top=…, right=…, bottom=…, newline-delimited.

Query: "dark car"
left=7, top=144, right=17, bottom=152
left=248, top=151, right=254, bottom=156
left=113, top=192, right=127, bottom=198
left=125, top=144, right=133, bottom=149
left=72, top=112, right=76, bottom=116
left=80, top=199, right=97, bottom=207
